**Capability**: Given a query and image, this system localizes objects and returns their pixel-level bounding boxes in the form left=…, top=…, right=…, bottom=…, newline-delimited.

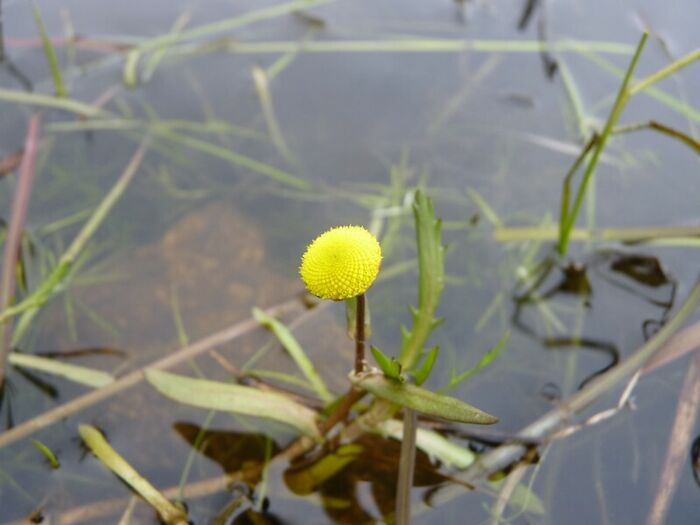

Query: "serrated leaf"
left=79, top=424, right=188, bottom=524
left=399, top=190, right=445, bottom=371
left=351, top=372, right=497, bottom=425
left=414, top=347, right=439, bottom=386
left=8, top=352, right=114, bottom=388
left=370, top=346, right=402, bottom=380
left=146, top=369, right=322, bottom=441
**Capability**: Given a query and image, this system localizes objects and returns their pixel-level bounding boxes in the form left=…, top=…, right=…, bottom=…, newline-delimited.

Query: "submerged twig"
left=431, top=276, right=700, bottom=502
left=645, top=351, right=700, bottom=525
left=0, top=113, right=42, bottom=390
left=0, top=297, right=303, bottom=449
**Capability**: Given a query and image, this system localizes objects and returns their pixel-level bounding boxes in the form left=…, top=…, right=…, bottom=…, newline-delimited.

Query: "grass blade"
left=558, top=32, right=649, bottom=255
left=30, top=438, right=60, bottom=469
left=0, top=139, right=150, bottom=344
left=31, top=0, right=67, bottom=97
left=0, top=88, right=102, bottom=116
left=253, top=307, right=333, bottom=403
left=79, top=424, right=188, bottom=525
left=444, top=332, right=509, bottom=391
left=156, top=128, right=308, bottom=188
left=8, top=352, right=114, bottom=388
left=378, top=419, right=476, bottom=469
left=251, top=66, right=293, bottom=162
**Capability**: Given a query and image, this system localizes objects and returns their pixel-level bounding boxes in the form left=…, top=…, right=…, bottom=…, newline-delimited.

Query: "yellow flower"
left=300, top=226, right=382, bottom=300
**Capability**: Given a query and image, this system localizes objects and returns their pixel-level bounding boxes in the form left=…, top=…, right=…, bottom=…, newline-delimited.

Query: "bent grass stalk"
left=558, top=36, right=700, bottom=255
left=557, top=32, right=648, bottom=256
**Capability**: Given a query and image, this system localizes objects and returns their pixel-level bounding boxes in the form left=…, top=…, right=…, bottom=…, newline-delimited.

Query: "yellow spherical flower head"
left=300, top=226, right=382, bottom=300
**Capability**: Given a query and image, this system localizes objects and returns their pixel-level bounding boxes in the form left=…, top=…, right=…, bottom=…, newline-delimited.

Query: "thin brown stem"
left=355, top=293, right=365, bottom=374
left=320, top=386, right=365, bottom=435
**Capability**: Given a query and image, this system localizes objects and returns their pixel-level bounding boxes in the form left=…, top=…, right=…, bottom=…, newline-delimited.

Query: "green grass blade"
left=31, top=438, right=60, bottom=469
left=31, top=0, right=67, bottom=97
left=8, top=353, right=114, bottom=388
left=558, top=32, right=649, bottom=255
left=79, top=425, right=188, bottom=525
left=244, top=368, right=318, bottom=393
left=378, top=419, right=476, bottom=469
left=0, top=88, right=101, bottom=116
left=156, top=128, right=307, bottom=188
left=135, top=0, right=334, bottom=53
left=444, top=331, right=509, bottom=391
left=220, top=38, right=634, bottom=55
left=1, top=140, right=149, bottom=342
left=253, top=307, right=333, bottom=403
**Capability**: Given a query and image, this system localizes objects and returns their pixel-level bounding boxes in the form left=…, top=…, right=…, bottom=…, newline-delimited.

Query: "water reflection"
left=512, top=249, right=676, bottom=389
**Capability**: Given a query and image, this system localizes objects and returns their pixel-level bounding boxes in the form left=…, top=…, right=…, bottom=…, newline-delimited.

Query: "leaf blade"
left=351, top=373, right=497, bottom=425
left=8, top=353, right=114, bottom=388
left=253, top=307, right=333, bottom=403
left=145, top=369, right=322, bottom=441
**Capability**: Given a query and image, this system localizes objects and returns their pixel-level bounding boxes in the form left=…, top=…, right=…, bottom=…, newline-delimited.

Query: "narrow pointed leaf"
left=370, top=346, right=402, bottom=380
left=31, top=438, right=60, bottom=469
left=146, top=369, right=322, bottom=441
left=414, top=346, right=439, bottom=386
left=351, top=372, right=497, bottom=425
left=445, top=331, right=509, bottom=391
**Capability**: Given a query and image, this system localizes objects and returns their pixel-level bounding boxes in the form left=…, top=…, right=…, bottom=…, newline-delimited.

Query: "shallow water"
left=1, top=0, right=699, bottom=523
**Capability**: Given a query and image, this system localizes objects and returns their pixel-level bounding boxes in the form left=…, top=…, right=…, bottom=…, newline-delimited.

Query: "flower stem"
left=355, top=294, right=365, bottom=374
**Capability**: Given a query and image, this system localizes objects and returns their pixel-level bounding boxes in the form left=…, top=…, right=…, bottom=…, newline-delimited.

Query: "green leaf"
left=79, top=425, right=188, bottom=524
left=145, top=369, right=322, bottom=441
left=377, top=419, right=475, bottom=469
left=284, top=443, right=363, bottom=495
left=31, top=439, right=60, bottom=469
left=8, top=353, right=114, bottom=388
left=445, top=331, right=509, bottom=391
left=399, top=190, right=445, bottom=371
left=414, top=346, right=439, bottom=386
left=370, top=346, right=402, bottom=381
left=350, top=372, right=497, bottom=425
left=253, top=307, right=333, bottom=404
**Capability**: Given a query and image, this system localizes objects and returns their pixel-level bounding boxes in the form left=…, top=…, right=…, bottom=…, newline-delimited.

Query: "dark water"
left=1, top=0, right=699, bottom=523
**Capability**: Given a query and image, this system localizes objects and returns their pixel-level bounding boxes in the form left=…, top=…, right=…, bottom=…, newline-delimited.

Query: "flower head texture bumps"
left=300, top=226, right=382, bottom=300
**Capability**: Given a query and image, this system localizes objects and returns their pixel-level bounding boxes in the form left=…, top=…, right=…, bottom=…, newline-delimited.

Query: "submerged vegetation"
left=0, top=0, right=699, bottom=523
